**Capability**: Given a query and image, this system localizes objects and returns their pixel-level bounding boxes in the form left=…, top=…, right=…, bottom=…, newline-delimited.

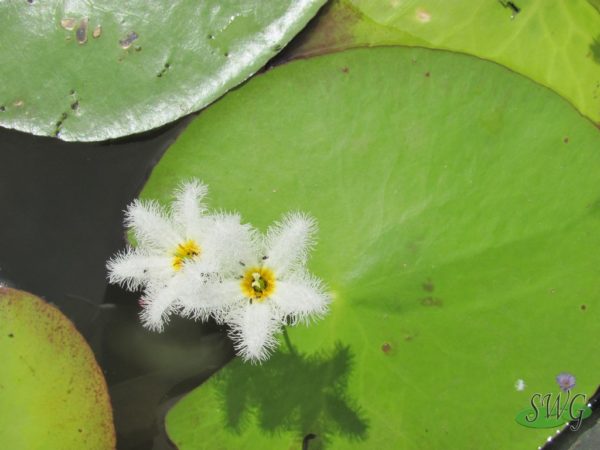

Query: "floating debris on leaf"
left=60, top=18, right=76, bottom=31
left=76, top=18, right=88, bottom=45
left=92, top=25, right=102, bottom=39
left=119, top=32, right=138, bottom=49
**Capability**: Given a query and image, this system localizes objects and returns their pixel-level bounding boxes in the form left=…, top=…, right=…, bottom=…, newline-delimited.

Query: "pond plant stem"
left=282, top=327, right=296, bottom=355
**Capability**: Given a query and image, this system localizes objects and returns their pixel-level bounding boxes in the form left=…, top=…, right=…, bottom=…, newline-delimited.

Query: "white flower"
left=106, top=180, right=254, bottom=331
left=180, top=212, right=331, bottom=363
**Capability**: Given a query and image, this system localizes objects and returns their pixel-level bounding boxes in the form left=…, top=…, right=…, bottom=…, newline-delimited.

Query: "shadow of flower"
left=215, top=341, right=368, bottom=448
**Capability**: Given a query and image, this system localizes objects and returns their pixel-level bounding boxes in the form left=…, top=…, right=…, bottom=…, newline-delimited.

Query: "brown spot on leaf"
left=156, top=62, right=171, bottom=78
left=420, top=296, right=443, bottom=307
left=92, top=25, right=102, bottom=39
left=54, top=112, right=68, bottom=137
left=424, top=71, right=430, bottom=77
left=407, top=241, right=419, bottom=253
left=422, top=278, right=434, bottom=292
left=341, top=66, right=349, bottom=73
left=381, top=342, right=392, bottom=353
left=563, top=137, right=569, bottom=144
left=581, top=304, right=587, bottom=310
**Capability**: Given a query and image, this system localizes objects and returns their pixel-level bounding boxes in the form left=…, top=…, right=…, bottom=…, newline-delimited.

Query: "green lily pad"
left=0, top=287, right=114, bottom=449
left=0, top=0, right=324, bottom=141
left=143, top=47, right=600, bottom=448
left=283, top=0, right=600, bottom=125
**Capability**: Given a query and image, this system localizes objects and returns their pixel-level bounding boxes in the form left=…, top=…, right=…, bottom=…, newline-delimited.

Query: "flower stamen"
left=241, top=267, right=276, bottom=302
left=172, top=239, right=201, bottom=271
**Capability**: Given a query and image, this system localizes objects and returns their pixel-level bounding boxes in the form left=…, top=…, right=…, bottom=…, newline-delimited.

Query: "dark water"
left=0, top=118, right=234, bottom=449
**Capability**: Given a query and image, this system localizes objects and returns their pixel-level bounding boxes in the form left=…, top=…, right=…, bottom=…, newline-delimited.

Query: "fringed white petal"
left=125, top=199, right=181, bottom=250
left=106, top=248, right=171, bottom=291
left=227, top=302, right=282, bottom=364
left=270, top=272, right=330, bottom=325
left=107, top=178, right=332, bottom=359
left=201, top=212, right=260, bottom=274
left=264, top=212, right=317, bottom=276
left=177, top=278, right=242, bottom=323
left=139, top=278, right=185, bottom=332
left=172, top=179, right=209, bottom=238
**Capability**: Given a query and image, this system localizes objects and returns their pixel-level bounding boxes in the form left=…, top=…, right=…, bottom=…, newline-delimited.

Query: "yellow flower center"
left=241, top=267, right=276, bottom=302
left=172, top=239, right=201, bottom=271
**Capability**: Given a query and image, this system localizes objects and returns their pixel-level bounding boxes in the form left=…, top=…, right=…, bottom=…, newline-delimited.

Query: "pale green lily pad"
left=0, top=287, right=115, bottom=449
left=284, top=0, right=600, bottom=125
left=0, top=0, right=324, bottom=141
left=143, top=47, right=600, bottom=448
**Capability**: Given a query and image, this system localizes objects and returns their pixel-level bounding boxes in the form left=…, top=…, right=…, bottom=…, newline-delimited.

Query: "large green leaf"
left=0, top=0, right=324, bottom=141
left=142, top=47, right=600, bottom=448
left=0, top=287, right=114, bottom=449
left=283, top=0, right=600, bottom=125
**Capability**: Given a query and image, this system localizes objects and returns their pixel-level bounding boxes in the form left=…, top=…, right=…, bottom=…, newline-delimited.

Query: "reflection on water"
left=102, top=285, right=234, bottom=449
left=216, top=341, right=368, bottom=449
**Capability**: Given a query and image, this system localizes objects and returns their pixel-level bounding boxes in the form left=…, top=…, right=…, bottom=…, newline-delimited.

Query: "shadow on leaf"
left=215, top=341, right=368, bottom=448
left=590, top=35, right=600, bottom=64
left=588, top=0, right=600, bottom=14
